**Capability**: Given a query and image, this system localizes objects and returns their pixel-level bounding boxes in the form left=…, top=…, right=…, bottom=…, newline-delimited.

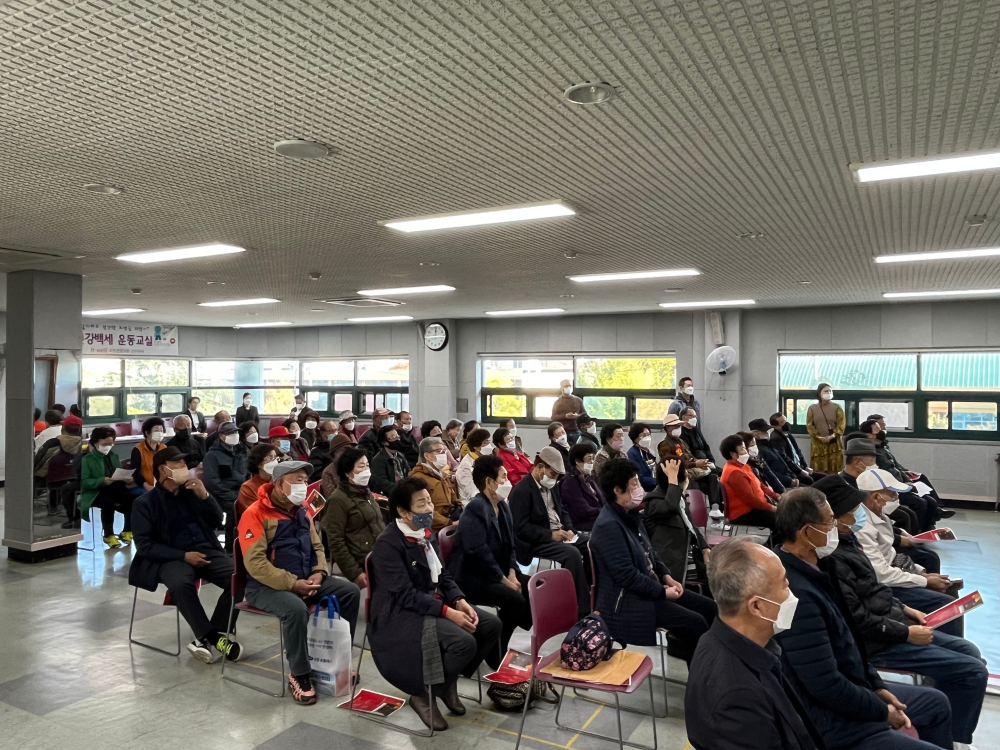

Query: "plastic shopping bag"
left=308, top=595, right=353, bottom=697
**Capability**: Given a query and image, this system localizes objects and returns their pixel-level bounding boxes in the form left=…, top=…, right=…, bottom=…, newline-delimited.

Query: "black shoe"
left=441, top=681, right=466, bottom=716
left=409, top=695, right=447, bottom=730
left=937, top=509, right=956, bottom=519
left=60, top=520, right=76, bottom=529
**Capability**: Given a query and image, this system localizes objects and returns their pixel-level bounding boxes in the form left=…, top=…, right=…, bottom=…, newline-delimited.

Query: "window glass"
left=927, top=401, right=949, bottom=430
left=385, top=393, right=403, bottom=413
left=859, top=401, right=912, bottom=430
left=363, top=393, right=375, bottom=414
left=402, top=393, right=410, bottom=413
left=583, top=396, right=626, bottom=421
left=262, top=361, right=297, bottom=386
left=534, top=396, right=558, bottom=420
left=795, top=399, right=846, bottom=426
left=575, top=357, right=676, bottom=390
left=635, top=398, right=671, bottom=422
left=127, top=392, right=156, bottom=415
left=264, top=388, right=295, bottom=415
left=306, top=391, right=329, bottom=412
left=357, top=359, right=409, bottom=387
left=779, top=353, right=917, bottom=391
left=784, top=398, right=796, bottom=424
left=125, top=359, right=188, bottom=387
left=333, top=393, right=353, bottom=413
left=482, top=359, right=572, bottom=389
left=193, top=361, right=236, bottom=386
left=160, top=393, right=185, bottom=413
left=82, top=358, right=122, bottom=388
left=87, top=394, right=116, bottom=418
left=302, top=361, right=354, bottom=386
left=921, top=352, right=1000, bottom=392
left=191, top=389, right=236, bottom=415
left=951, top=402, right=998, bottom=431
left=487, top=394, right=527, bottom=418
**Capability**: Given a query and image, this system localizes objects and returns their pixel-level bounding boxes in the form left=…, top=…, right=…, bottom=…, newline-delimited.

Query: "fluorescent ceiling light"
left=883, top=289, right=1000, bottom=299
left=117, top=243, right=245, bottom=264
left=853, top=151, right=1000, bottom=182
left=875, top=247, right=1000, bottom=264
left=357, top=285, right=455, bottom=296
left=381, top=201, right=574, bottom=233
left=568, top=269, right=700, bottom=283
left=485, top=308, right=565, bottom=317
left=198, top=298, right=279, bottom=307
left=347, top=315, right=415, bottom=323
left=83, top=308, right=145, bottom=316
left=232, top=321, right=293, bottom=328
left=658, top=299, right=756, bottom=309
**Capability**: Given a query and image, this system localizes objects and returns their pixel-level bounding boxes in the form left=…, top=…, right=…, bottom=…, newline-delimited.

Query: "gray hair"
left=774, top=487, right=828, bottom=546
left=419, top=436, right=443, bottom=456
left=173, top=414, right=192, bottom=429
left=707, top=537, right=770, bottom=617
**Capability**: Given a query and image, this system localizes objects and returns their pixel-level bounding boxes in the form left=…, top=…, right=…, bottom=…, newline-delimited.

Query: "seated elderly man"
left=686, top=537, right=824, bottom=750
left=239, top=461, right=361, bottom=705
left=748, top=419, right=813, bottom=487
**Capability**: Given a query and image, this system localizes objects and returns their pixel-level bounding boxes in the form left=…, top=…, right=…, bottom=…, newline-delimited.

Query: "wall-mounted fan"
left=706, top=345, right=738, bottom=376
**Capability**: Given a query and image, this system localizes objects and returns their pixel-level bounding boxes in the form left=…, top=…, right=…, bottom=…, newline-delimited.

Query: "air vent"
left=319, top=297, right=404, bottom=308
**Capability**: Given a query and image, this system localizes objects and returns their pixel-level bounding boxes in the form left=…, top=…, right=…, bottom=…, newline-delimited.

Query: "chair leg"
left=128, top=587, right=183, bottom=657
left=514, top=675, right=534, bottom=750
left=77, top=508, right=98, bottom=552
left=571, top=636, right=669, bottom=719
left=221, top=608, right=286, bottom=698
left=557, top=676, right=659, bottom=749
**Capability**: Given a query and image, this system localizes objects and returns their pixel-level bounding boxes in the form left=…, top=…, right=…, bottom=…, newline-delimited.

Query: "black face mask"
left=176, top=429, right=190, bottom=440
left=781, top=423, right=790, bottom=432
left=388, top=440, right=403, bottom=450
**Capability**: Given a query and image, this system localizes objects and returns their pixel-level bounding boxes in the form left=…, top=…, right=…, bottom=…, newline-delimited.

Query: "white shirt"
left=35, top=425, right=62, bottom=451
left=856, top=505, right=925, bottom=588
left=456, top=453, right=478, bottom=505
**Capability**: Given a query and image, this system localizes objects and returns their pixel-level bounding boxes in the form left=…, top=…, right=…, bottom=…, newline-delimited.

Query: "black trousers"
left=889, top=505, right=920, bottom=534
left=434, top=606, right=502, bottom=688
left=530, top=537, right=592, bottom=614
left=730, top=508, right=776, bottom=529
left=466, top=576, right=533, bottom=669
left=91, top=483, right=134, bottom=536
left=157, top=546, right=238, bottom=642
left=900, top=492, right=935, bottom=532
left=49, top=480, right=79, bottom=518
left=655, top=589, right=717, bottom=664
left=690, top=473, right=721, bottom=506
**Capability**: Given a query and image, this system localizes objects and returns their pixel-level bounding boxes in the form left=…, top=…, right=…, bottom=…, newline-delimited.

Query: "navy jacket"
left=509, top=474, right=573, bottom=564
left=770, top=429, right=808, bottom=470
left=590, top=502, right=670, bottom=647
left=774, top=548, right=890, bottom=749
left=560, top=467, right=604, bottom=531
left=626, top=445, right=657, bottom=491
left=395, top=428, right=420, bottom=468
left=202, top=441, right=249, bottom=508
left=686, top=619, right=825, bottom=750
left=448, top=493, right=515, bottom=596
left=759, top=441, right=800, bottom=487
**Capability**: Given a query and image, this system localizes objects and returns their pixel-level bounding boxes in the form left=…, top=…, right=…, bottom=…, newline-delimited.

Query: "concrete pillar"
left=3, top=270, right=83, bottom=562
left=700, top=309, right=743, bottom=455
left=414, top=319, right=458, bottom=423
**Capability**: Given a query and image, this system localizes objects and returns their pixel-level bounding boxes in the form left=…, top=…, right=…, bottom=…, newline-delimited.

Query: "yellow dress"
left=806, top=402, right=845, bottom=473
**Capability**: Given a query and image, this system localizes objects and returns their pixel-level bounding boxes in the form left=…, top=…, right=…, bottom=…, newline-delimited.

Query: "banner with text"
left=83, top=322, right=179, bottom=356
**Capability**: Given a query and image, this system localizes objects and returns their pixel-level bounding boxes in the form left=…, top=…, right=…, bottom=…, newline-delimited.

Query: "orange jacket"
left=721, top=459, right=777, bottom=519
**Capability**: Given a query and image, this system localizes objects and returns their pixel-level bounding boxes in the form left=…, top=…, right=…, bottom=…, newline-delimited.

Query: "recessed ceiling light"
left=309, top=272, right=322, bottom=281
left=738, top=231, right=765, bottom=240
left=232, top=321, right=293, bottom=328
left=852, top=150, right=1000, bottom=182
left=564, top=82, right=617, bottom=105
left=568, top=269, right=700, bottom=283
left=206, top=281, right=226, bottom=285
left=485, top=308, right=565, bottom=317
left=347, top=315, right=415, bottom=323
left=883, top=288, right=1000, bottom=299
left=198, top=298, right=279, bottom=307
left=419, top=261, right=440, bottom=267
left=967, top=215, right=988, bottom=227
left=559, top=294, right=575, bottom=298
left=83, top=308, right=145, bottom=316
left=310, top=309, right=325, bottom=312
left=117, top=243, right=245, bottom=264
left=663, top=288, right=682, bottom=293
left=875, top=247, right=1000, bottom=264
left=798, top=280, right=812, bottom=285
left=658, top=299, right=756, bottom=309
left=381, top=201, right=574, bottom=233
left=357, top=284, right=455, bottom=296
left=83, top=183, right=124, bottom=195
left=273, top=139, right=330, bottom=159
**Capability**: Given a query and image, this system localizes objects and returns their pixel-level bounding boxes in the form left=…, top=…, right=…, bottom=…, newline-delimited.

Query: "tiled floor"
left=0, top=490, right=998, bottom=749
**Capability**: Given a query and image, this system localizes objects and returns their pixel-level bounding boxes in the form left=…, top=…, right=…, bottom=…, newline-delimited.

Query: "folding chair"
left=129, top=579, right=204, bottom=657
left=684, top=489, right=727, bottom=548
left=437, top=525, right=458, bottom=565
left=221, top=542, right=286, bottom=697
left=515, top=569, right=659, bottom=750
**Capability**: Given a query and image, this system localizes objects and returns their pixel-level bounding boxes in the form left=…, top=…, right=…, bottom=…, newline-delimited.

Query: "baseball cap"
left=271, top=460, right=312, bottom=483
left=268, top=425, right=291, bottom=438
left=537, top=445, right=566, bottom=474
left=857, top=468, right=912, bottom=493
left=748, top=418, right=770, bottom=433
left=152, top=445, right=188, bottom=475
left=812, top=474, right=867, bottom=516
left=62, top=415, right=83, bottom=430
left=218, top=421, right=239, bottom=435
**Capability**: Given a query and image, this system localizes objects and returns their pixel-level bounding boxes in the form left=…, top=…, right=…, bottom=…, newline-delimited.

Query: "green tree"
left=575, top=357, right=676, bottom=390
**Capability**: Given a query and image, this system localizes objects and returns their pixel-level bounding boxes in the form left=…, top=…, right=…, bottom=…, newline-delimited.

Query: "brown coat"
left=319, top=433, right=356, bottom=498
left=409, top=462, right=463, bottom=531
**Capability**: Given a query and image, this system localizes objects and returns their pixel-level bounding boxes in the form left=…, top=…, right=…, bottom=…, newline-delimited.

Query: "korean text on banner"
left=83, top=321, right=179, bottom=356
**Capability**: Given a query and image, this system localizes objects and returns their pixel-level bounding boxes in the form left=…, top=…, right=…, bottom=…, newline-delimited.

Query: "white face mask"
left=758, top=591, right=799, bottom=635
left=669, top=428, right=682, bottom=438
left=586, top=424, right=597, bottom=435
left=556, top=435, right=569, bottom=447
left=352, top=468, right=371, bottom=486
left=246, top=432, right=259, bottom=444
left=480, top=443, right=494, bottom=455
left=243, top=398, right=251, bottom=406
left=583, top=461, right=594, bottom=475
left=224, top=433, right=240, bottom=446
left=433, top=452, right=448, bottom=469
left=687, top=417, right=698, bottom=428
left=263, top=459, right=279, bottom=476
left=305, top=420, right=318, bottom=430
left=737, top=453, right=750, bottom=465
left=748, top=445, right=759, bottom=457
left=808, top=525, right=839, bottom=558
left=683, top=386, right=695, bottom=395
left=285, top=483, right=308, bottom=505
left=150, top=431, right=164, bottom=443
left=638, top=435, right=652, bottom=448
left=540, top=474, right=557, bottom=489
left=508, top=427, right=517, bottom=437
left=821, top=391, right=833, bottom=401
left=882, top=499, right=901, bottom=515
left=343, top=421, right=355, bottom=431
left=562, top=386, right=573, bottom=395
left=97, top=444, right=113, bottom=455
left=505, top=440, right=516, bottom=452
left=400, top=423, right=412, bottom=432
left=494, top=481, right=513, bottom=500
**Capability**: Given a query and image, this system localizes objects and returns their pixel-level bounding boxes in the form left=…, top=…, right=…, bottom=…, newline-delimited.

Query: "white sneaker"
left=953, top=743, right=978, bottom=750
left=186, top=639, right=216, bottom=664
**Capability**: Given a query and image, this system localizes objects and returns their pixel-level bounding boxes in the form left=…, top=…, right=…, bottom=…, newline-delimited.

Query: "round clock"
left=424, top=321, right=449, bottom=351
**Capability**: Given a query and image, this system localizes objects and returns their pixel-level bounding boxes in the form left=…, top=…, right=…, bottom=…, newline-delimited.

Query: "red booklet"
left=924, top=591, right=984, bottom=629
left=338, top=689, right=405, bottom=716
left=484, top=649, right=533, bottom=684
left=913, top=528, right=956, bottom=541
left=304, top=482, right=326, bottom=520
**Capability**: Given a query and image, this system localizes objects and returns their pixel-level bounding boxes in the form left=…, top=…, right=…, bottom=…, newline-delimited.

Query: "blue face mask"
left=849, top=504, right=867, bottom=534
left=411, top=511, right=433, bottom=530
left=279, top=439, right=291, bottom=453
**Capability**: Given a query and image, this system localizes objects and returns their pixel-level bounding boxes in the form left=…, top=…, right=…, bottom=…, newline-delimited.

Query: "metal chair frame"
left=128, top=580, right=203, bottom=657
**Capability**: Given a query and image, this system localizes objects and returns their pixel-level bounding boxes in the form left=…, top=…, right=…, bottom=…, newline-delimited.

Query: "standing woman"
left=806, top=383, right=844, bottom=473
left=235, top=392, right=259, bottom=426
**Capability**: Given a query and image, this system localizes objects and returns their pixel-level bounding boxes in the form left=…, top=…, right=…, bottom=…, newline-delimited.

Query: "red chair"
left=129, top=579, right=204, bottom=657
left=437, top=525, right=458, bottom=565
left=206, top=418, right=218, bottom=435
left=112, top=422, right=132, bottom=438
left=131, top=418, right=143, bottom=435
left=162, top=417, right=174, bottom=431
left=514, top=569, right=659, bottom=750
left=685, top=489, right=726, bottom=548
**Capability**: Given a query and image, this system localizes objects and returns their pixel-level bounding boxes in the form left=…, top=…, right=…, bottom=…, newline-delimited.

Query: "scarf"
left=395, top=518, right=442, bottom=583
left=420, top=461, right=443, bottom=479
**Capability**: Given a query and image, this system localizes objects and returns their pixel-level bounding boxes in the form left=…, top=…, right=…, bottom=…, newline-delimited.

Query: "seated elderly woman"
left=493, top=426, right=532, bottom=487
left=368, top=476, right=501, bottom=731
left=456, top=427, right=492, bottom=505
left=589, top=458, right=717, bottom=664
left=324, top=448, right=385, bottom=589
left=559, top=442, right=604, bottom=531
left=643, top=455, right=711, bottom=590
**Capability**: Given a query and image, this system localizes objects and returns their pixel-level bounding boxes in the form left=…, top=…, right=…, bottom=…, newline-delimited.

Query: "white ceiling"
left=3, top=0, right=1000, bottom=327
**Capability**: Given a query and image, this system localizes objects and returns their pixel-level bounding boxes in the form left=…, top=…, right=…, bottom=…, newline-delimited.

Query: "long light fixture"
left=658, top=299, right=755, bottom=309
left=357, top=284, right=455, bottom=296
left=485, top=308, right=565, bottom=317
left=568, top=269, right=700, bottom=283
left=883, top=289, right=1000, bottom=299
left=853, top=151, right=1000, bottom=183
left=347, top=315, right=415, bottom=323
left=232, top=321, right=293, bottom=328
left=198, top=298, right=279, bottom=307
left=381, top=201, right=574, bottom=233
left=117, top=243, right=245, bottom=264
left=83, top=308, right=145, bottom=316
left=875, top=247, right=1000, bottom=264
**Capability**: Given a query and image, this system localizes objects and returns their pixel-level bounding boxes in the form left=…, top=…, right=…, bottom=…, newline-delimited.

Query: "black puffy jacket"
left=828, top=534, right=910, bottom=655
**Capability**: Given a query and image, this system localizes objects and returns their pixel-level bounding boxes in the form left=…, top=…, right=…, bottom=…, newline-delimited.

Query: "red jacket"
left=497, top=447, right=533, bottom=487
left=721, top=459, right=777, bottom=520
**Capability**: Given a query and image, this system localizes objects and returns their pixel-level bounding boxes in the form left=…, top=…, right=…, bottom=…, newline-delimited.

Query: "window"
left=859, top=401, right=912, bottom=431
left=952, top=402, right=997, bottom=431
left=635, top=398, right=671, bottom=422
left=486, top=394, right=527, bottom=418
left=82, top=358, right=122, bottom=388
left=302, top=361, right=354, bottom=386
left=127, top=393, right=156, bottom=415
left=305, top=391, right=329, bottom=412
left=362, top=392, right=408, bottom=415
left=86, top=394, right=116, bottom=418
left=483, top=359, right=572, bottom=389
left=575, top=357, right=675, bottom=390
left=191, top=389, right=235, bottom=416
left=125, top=359, right=189, bottom=387
left=160, top=393, right=185, bottom=414
left=333, top=393, right=354, bottom=413
left=779, top=353, right=917, bottom=391
left=792, top=399, right=846, bottom=426
left=583, top=396, right=626, bottom=421
left=357, top=359, right=410, bottom=387
left=921, top=352, right=1000, bottom=392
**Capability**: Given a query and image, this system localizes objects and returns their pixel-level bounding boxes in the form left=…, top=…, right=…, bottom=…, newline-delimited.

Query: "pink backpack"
left=560, top=613, right=615, bottom=671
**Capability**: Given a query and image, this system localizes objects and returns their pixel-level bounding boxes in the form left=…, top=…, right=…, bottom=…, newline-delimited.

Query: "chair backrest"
left=587, top=539, right=597, bottom=610
left=232, top=539, right=249, bottom=595
left=356, top=423, right=372, bottom=437
left=363, top=553, right=373, bottom=623
left=162, top=417, right=174, bottom=430
left=257, top=417, right=271, bottom=434
left=685, top=489, right=708, bottom=529
left=527, top=568, right=579, bottom=662
left=719, top=482, right=730, bottom=520
left=46, top=449, right=78, bottom=484
left=131, top=418, right=143, bottom=435
left=437, top=525, right=458, bottom=565
left=112, top=422, right=132, bottom=438
left=206, top=418, right=218, bottom=435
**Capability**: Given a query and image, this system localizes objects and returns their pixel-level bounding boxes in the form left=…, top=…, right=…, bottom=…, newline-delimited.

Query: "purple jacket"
left=560, top=466, right=605, bottom=531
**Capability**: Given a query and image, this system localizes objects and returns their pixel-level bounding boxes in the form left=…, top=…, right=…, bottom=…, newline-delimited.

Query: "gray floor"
left=0, top=491, right=997, bottom=750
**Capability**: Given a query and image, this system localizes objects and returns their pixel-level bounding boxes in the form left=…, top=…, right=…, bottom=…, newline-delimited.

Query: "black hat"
left=812, top=474, right=867, bottom=517
left=844, top=438, right=877, bottom=457
left=152, top=446, right=188, bottom=476
left=747, top=418, right=770, bottom=433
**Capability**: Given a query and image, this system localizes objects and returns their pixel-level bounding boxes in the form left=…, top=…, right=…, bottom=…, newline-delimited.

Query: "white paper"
left=111, top=468, right=133, bottom=481
left=563, top=533, right=579, bottom=544
left=912, top=481, right=934, bottom=497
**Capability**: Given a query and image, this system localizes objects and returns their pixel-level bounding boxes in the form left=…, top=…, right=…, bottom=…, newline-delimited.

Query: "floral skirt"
left=810, top=437, right=843, bottom=473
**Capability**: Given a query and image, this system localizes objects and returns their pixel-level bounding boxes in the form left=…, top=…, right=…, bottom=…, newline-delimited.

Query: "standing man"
left=551, top=379, right=584, bottom=444
left=394, top=410, right=420, bottom=467
left=203, top=421, right=249, bottom=552
left=668, top=376, right=701, bottom=423
left=290, top=393, right=306, bottom=418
